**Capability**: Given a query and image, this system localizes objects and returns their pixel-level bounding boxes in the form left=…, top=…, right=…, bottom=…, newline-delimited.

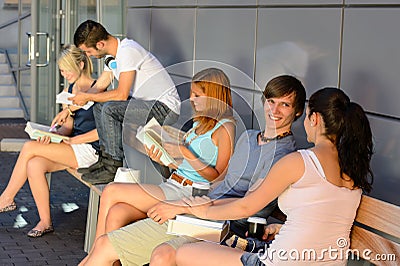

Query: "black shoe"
left=77, top=158, right=104, bottom=174
left=77, top=149, right=106, bottom=174
left=81, top=166, right=117, bottom=185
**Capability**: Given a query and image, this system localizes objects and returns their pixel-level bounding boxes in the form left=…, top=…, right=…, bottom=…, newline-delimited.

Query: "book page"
left=175, top=214, right=226, bottom=229
left=25, top=121, right=69, bottom=143
left=56, top=91, right=94, bottom=110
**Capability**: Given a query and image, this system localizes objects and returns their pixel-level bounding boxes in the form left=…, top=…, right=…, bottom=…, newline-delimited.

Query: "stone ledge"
left=0, top=138, right=28, bottom=152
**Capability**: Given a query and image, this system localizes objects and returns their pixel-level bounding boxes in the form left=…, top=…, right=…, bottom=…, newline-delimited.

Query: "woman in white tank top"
left=175, top=87, right=374, bottom=266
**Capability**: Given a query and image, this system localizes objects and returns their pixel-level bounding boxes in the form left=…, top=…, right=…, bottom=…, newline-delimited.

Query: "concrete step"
left=0, top=96, right=20, bottom=108
left=0, top=85, right=16, bottom=96
left=0, top=74, right=13, bottom=85
left=0, top=107, right=24, bottom=118
left=0, top=63, right=10, bottom=74
left=0, top=53, right=6, bottom=64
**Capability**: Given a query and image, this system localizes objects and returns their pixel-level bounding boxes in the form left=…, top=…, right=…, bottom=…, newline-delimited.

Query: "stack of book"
left=167, top=214, right=229, bottom=243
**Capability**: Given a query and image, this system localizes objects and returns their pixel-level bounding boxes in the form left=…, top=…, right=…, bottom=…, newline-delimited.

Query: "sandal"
left=0, top=201, right=17, bottom=213
left=27, top=224, right=54, bottom=238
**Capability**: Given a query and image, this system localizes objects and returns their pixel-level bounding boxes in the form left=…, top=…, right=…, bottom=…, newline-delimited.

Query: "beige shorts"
left=158, top=178, right=193, bottom=200
left=70, top=143, right=98, bottom=168
left=108, top=218, right=200, bottom=265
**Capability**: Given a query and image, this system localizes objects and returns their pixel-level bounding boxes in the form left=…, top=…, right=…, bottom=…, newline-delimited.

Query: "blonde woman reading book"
left=79, top=67, right=235, bottom=265
left=0, top=44, right=99, bottom=237
left=175, top=88, right=374, bottom=266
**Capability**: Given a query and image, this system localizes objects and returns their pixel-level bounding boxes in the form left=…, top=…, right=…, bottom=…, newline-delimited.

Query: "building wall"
left=125, top=0, right=400, bottom=205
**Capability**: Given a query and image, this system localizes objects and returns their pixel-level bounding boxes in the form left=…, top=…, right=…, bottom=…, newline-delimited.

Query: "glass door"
left=29, top=0, right=61, bottom=123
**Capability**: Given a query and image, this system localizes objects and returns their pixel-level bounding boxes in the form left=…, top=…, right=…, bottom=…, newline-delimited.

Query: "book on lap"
left=136, top=118, right=184, bottom=166
left=24, top=121, right=69, bottom=143
left=167, top=214, right=230, bottom=243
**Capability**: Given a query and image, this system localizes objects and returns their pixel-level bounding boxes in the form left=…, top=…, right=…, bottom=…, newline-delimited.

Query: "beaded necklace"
left=259, top=130, right=293, bottom=143
left=183, top=126, right=200, bottom=146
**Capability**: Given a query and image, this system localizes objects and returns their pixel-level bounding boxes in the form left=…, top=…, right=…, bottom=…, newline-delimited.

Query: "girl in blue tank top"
left=82, top=68, right=236, bottom=255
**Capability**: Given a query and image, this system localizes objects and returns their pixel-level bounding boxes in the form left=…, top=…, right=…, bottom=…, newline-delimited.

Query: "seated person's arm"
left=148, top=197, right=237, bottom=224
left=70, top=70, right=135, bottom=105
left=63, top=129, right=98, bottom=145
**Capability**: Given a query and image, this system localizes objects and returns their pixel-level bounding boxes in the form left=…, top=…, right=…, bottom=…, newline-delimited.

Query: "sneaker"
left=81, top=166, right=116, bottom=185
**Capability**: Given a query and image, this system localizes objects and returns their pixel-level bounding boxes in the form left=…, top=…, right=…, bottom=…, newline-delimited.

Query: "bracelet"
left=66, top=105, right=74, bottom=116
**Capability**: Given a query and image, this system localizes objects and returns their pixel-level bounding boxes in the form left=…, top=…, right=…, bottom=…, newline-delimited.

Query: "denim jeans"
left=93, top=99, right=179, bottom=161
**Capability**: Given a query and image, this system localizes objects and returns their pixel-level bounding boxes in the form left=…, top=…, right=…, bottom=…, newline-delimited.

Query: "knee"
left=102, top=183, right=119, bottom=201
left=26, top=157, right=47, bottom=176
left=94, top=233, right=111, bottom=249
left=105, top=204, right=130, bottom=231
left=150, top=244, right=176, bottom=266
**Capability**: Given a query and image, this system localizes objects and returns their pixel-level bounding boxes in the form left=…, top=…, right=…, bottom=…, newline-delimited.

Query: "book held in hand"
left=56, top=91, right=94, bottom=110
left=136, top=118, right=185, bottom=166
left=25, top=121, right=69, bottom=143
left=167, top=214, right=230, bottom=243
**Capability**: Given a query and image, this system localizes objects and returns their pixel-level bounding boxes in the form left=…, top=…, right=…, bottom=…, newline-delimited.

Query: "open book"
left=167, top=214, right=230, bottom=243
left=56, top=91, right=94, bottom=110
left=136, top=118, right=185, bottom=166
left=24, top=121, right=69, bottom=143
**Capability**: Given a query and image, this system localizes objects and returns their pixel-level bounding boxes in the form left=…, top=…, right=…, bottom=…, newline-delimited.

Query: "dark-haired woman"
left=175, top=87, right=373, bottom=266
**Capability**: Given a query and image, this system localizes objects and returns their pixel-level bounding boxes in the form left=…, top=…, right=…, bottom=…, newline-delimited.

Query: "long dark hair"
left=308, top=88, right=373, bottom=193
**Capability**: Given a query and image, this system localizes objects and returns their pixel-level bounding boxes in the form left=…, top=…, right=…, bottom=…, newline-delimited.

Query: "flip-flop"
left=0, top=202, right=17, bottom=213
left=27, top=224, right=54, bottom=238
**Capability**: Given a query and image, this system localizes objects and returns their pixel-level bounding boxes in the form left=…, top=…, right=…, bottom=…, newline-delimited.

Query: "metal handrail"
left=0, top=11, right=30, bottom=30
left=3, top=49, right=29, bottom=120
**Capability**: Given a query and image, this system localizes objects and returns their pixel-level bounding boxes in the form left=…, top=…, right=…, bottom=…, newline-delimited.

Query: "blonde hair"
left=192, top=68, right=234, bottom=134
left=57, top=44, right=93, bottom=78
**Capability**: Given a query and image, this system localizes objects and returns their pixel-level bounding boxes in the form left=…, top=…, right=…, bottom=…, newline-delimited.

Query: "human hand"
left=52, top=109, right=69, bottom=126
left=181, top=196, right=213, bottom=219
left=261, top=223, right=282, bottom=242
left=145, top=144, right=164, bottom=165
left=69, top=92, right=89, bottom=106
left=147, top=201, right=185, bottom=224
left=36, top=136, right=51, bottom=144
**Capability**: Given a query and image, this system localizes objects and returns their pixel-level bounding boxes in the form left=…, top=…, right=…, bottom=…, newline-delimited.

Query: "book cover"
left=136, top=118, right=184, bottom=166
left=167, top=214, right=229, bottom=243
left=24, top=121, right=70, bottom=143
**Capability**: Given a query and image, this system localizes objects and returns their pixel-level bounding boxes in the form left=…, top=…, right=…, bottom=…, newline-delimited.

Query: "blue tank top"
left=175, top=118, right=232, bottom=183
left=68, top=83, right=100, bottom=151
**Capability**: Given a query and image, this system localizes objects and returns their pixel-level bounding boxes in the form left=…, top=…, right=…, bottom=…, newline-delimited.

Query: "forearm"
left=69, top=129, right=98, bottom=144
left=180, top=146, right=222, bottom=182
left=87, top=88, right=129, bottom=102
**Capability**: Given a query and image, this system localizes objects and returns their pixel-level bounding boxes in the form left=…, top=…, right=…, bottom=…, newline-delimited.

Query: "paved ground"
left=0, top=120, right=89, bottom=265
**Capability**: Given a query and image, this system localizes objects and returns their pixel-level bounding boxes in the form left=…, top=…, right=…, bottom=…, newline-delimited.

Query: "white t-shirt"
left=105, top=38, right=180, bottom=114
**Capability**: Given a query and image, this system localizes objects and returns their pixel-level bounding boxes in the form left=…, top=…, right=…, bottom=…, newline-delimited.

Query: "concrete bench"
left=270, top=195, right=400, bottom=265
left=63, top=168, right=105, bottom=252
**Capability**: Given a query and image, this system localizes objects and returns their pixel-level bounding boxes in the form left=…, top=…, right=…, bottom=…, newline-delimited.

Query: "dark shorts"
left=240, top=252, right=264, bottom=266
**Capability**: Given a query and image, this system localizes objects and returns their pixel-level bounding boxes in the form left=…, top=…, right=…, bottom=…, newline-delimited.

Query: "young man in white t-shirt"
left=66, top=20, right=181, bottom=184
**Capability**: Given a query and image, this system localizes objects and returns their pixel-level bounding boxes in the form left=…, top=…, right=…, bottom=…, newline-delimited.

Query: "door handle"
left=26, top=32, right=50, bottom=67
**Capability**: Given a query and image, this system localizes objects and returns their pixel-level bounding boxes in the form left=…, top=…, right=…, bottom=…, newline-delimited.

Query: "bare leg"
left=176, top=242, right=244, bottom=266
left=26, top=157, right=65, bottom=231
left=79, top=234, right=119, bottom=266
left=105, top=202, right=147, bottom=233
left=82, top=182, right=165, bottom=264
left=150, top=243, right=178, bottom=266
left=0, top=141, right=77, bottom=209
left=94, top=182, right=165, bottom=240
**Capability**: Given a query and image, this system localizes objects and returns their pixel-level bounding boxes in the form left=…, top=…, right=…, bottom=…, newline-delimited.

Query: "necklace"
left=183, top=126, right=199, bottom=146
left=259, top=130, right=293, bottom=143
